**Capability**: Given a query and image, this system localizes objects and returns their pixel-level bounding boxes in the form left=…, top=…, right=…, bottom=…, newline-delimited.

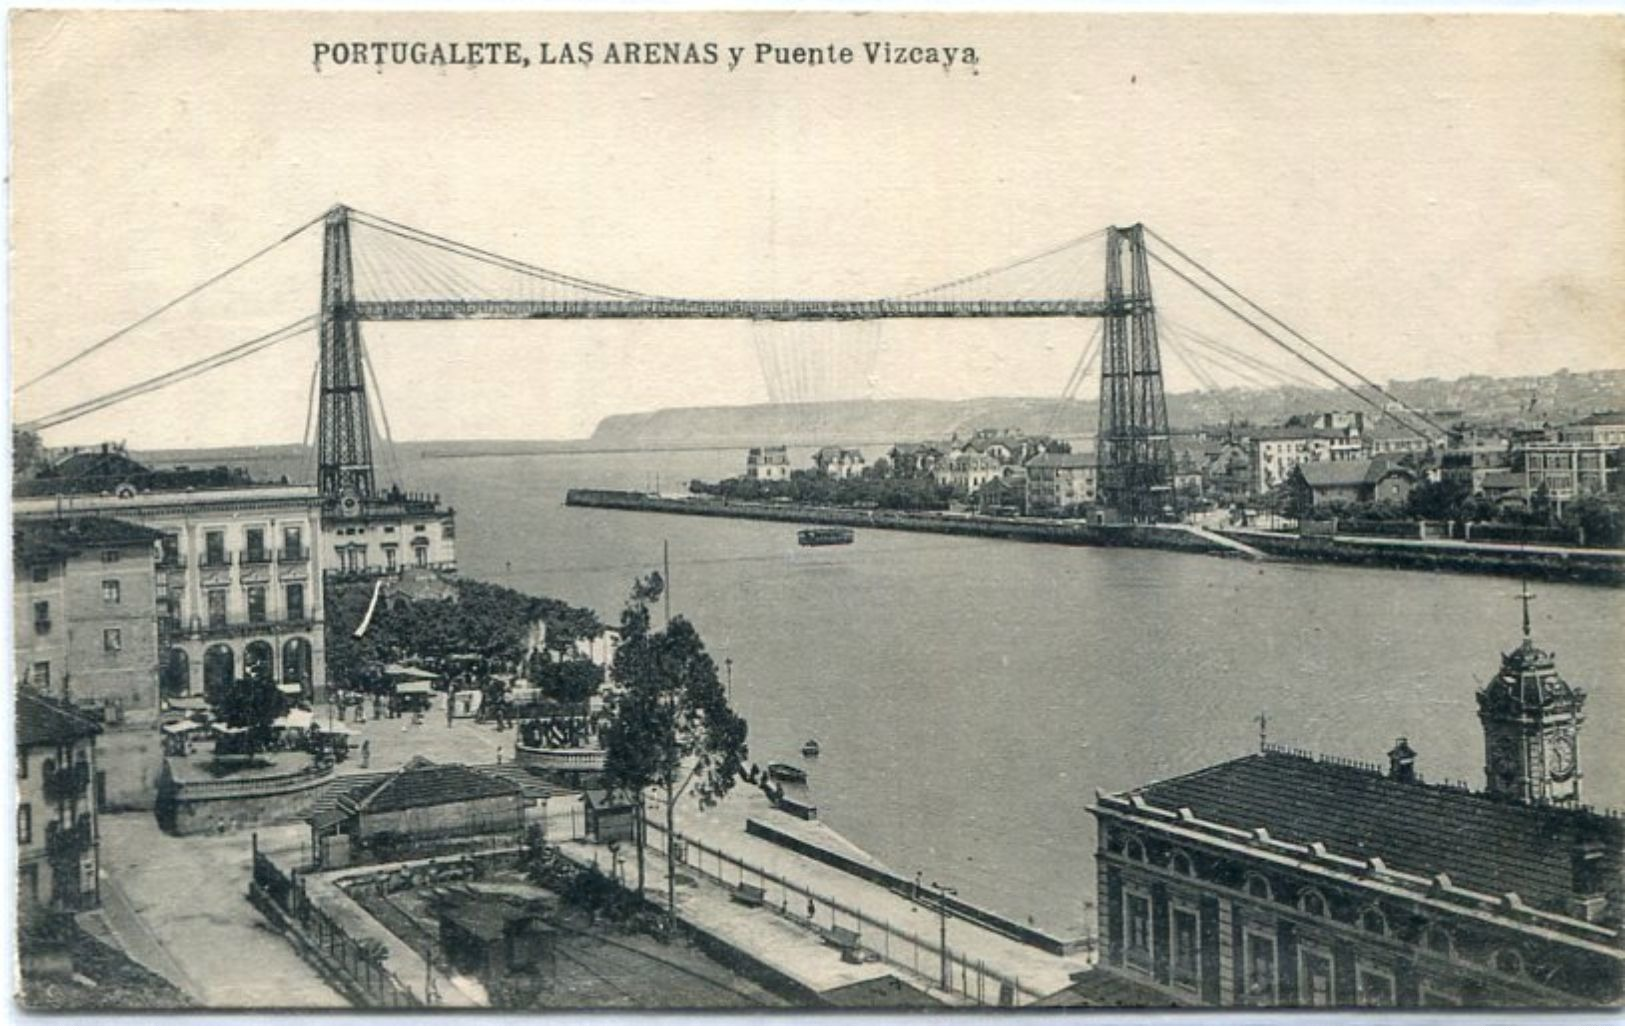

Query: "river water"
left=400, top=445, right=1622, bottom=936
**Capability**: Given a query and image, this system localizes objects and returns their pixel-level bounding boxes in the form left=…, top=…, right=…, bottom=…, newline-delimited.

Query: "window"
left=204, top=530, right=226, bottom=566
left=1244, top=933, right=1277, bottom=1004
left=17, top=804, right=31, bottom=845
left=1171, top=907, right=1200, bottom=989
left=103, top=629, right=122, bottom=653
left=285, top=583, right=305, bottom=623
left=414, top=543, right=429, bottom=568
left=383, top=545, right=398, bottom=572
left=1170, top=850, right=1193, bottom=877
left=414, top=524, right=426, bottom=532
left=1125, top=891, right=1152, bottom=971
left=18, top=750, right=27, bottom=780
left=1359, top=907, right=1388, bottom=937
left=282, top=525, right=303, bottom=559
left=101, top=548, right=121, bottom=563
left=207, top=589, right=228, bottom=629
left=160, top=533, right=180, bottom=565
left=1298, top=889, right=1327, bottom=918
left=1125, top=837, right=1146, bottom=863
left=1424, top=927, right=1454, bottom=958
left=102, top=579, right=121, bottom=604
left=30, top=565, right=49, bottom=583
left=1299, top=946, right=1334, bottom=1007
left=33, top=601, right=50, bottom=634
left=31, top=662, right=50, bottom=689
left=246, top=586, right=267, bottom=624
left=1357, top=965, right=1395, bottom=1006
left=1246, top=874, right=1273, bottom=902
left=244, top=527, right=267, bottom=562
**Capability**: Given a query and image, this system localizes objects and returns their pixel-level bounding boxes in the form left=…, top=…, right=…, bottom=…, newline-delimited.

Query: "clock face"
left=1550, top=733, right=1577, bottom=780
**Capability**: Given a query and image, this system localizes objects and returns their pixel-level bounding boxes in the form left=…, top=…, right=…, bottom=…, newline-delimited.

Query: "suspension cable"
left=18, top=315, right=319, bottom=432
left=895, top=228, right=1108, bottom=300
left=1144, top=227, right=1448, bottom=437
left=16, top=211, right=326, bottom=394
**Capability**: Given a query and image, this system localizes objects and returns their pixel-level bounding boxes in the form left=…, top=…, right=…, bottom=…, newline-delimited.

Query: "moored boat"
left=798, top=527, right=855, bottom=547
left=801, top=739, right=821, bottom=758
left=768, top=762, right=808, bottom=783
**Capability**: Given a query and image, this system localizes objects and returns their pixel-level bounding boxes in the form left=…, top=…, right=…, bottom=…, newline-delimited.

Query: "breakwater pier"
left=564, top=489, right=1625, bottom=586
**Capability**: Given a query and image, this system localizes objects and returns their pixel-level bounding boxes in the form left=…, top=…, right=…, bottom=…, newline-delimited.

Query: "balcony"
left=181, top=616, right=318, bottom=640
left=239, top=549, right=273, bottom=566
left=198, top=553, right=234, bottom=570
left=276, top=546, right=309, bottom=564
left=157, top=553, right=186, bottom=570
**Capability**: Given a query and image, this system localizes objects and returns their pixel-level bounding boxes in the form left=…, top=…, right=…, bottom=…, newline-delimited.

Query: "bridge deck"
left=349, top=298, right=1136, bottom=322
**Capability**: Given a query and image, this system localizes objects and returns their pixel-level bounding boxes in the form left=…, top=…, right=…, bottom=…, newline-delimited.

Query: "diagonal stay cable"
left=1143, top=248, right=1439, bottom=442
left=1144, top=227, right=1448, bottom=437
left=16, top=211, right=326, bottom=393
left=894, top=227, right=1109, bottom=300
left=349, top=208, right=657, bottom=300
left=19, top=315, right=318, bottom=432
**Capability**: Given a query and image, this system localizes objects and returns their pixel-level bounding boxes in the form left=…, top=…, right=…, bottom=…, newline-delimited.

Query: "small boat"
left=801, top=739, right=821, bottom=758
left=768, top=762, right=808, bottom=783
left=798, top=527, right=855, bottom=547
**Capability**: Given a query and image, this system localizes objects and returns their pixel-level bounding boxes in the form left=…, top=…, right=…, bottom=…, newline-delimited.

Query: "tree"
left=11, top=428, right=43, bottom=479
left=600, top=573, right=748, bottom=920
left=213, top=669, right=289, bottom=763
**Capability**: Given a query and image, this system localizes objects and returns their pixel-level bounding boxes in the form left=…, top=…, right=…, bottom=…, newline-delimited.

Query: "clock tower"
left=1477, top=584, right=1585, bottom=805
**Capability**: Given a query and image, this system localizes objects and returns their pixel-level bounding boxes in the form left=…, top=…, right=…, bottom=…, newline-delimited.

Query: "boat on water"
left=768, top=762, right=807, bottom=783
left=801, top=739, right=821, bottom=758
left=798, top=527, right=855, bottom=547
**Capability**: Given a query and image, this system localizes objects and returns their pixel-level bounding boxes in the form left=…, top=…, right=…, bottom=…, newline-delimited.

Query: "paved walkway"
left=566, top=786, right=1092, bottom=1005
left=98, top=814, right=346, bottom=1008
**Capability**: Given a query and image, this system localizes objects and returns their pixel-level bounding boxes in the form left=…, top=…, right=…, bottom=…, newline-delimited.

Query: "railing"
left=239, top=549, right=273, bottom=566
left=642, top=820, right=1040, bottom=1006
left=352, top=297, right=1130, bottom=323
left=277, top=547, right=309, bottom=563
left=158, top=554, right=186, bottom=570
left=183, top=616, right=317, bottom=639
left=198, top=553, right=234, bottom=569
left=250, top=847, right=416, bottom=1007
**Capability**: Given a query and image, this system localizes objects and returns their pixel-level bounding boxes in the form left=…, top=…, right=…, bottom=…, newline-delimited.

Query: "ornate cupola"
left=1477, top=583, right=1586, bottom=805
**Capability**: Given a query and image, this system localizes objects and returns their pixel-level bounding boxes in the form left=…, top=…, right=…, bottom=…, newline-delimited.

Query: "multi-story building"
left=324, top=486, right=457, bottom=579
left=934, top=453, right=1003, bottom=496
left=1025, top=453, right=1100, bottom=514
left=1247, top=427, right=1359, bottom=495
left=812, top=447, right=867, bottom=480
left=1559, top=412, right=1625, bottom=447
left=17, top=690, right=103, bottom=922
left=1288, top=459, right=1416, bottom=511
left=15, top=483, right=328, bottom=703
left=12, top=517, right=164, bottom=722
left=1080, top=602, right=1623, bottom=1009
left=744, top=445, right=791, bottom=482
left=1515, top=442, right=1617, bottom=503
left=1361, top=419, right=1441, bottom=458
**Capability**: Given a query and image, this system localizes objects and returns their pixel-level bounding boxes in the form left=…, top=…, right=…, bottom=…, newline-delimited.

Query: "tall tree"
left=600, top=573, right=749, bottom=919
left=214, top=668, right=289, bottom=763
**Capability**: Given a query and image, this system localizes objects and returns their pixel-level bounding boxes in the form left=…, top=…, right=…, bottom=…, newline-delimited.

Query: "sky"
left=10, top=10, right=1624, bottom=448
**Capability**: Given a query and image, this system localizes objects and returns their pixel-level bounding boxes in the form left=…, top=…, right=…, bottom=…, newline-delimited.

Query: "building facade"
left=1248, top=428, right=1359, bottom=495
left=1087, top=606, right=1623, bottom=1008
left=324, top=487, right=457, bottom=579
left=813, top=447, right=867, bottom=480
left=13, top=517, right=164, bottom=721
left=1516, top=442, right=1616, bottom=502
left=745, top=445, right=791, bottom=482
left=935, top=453, right=1003, bottom=495
left=17, top=690, right=103, bottom=923
left=1025, top=453, right=1100, bottom=514
left=1559, top=412, right=1625, bottom=447
left=15, top=485, right=328, bottom=702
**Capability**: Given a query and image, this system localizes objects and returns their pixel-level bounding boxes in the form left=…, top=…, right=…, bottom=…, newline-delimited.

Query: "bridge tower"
left=317, top=205, right=377, bottom=501
left=1096, top=224, right=1173, bottom=521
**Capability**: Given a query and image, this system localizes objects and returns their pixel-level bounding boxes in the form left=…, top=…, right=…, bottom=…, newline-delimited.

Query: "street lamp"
left=931, top=880, right=957, bottom=992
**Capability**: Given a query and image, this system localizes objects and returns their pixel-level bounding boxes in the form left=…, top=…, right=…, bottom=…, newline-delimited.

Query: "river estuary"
left=395, top=445, right=1622, bottom=937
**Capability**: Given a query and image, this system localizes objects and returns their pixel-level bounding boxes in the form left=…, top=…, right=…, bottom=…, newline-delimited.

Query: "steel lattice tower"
left=1096, top=224, right=1173, bottom=520
left=317, top=205, right=377, bottom=500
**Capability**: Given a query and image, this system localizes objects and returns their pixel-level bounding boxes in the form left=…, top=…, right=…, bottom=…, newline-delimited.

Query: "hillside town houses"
left=737, top=408, right=1622, bottom=525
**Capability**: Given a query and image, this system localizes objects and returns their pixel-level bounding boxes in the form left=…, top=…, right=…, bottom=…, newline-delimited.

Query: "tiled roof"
left=1134, top=750, right=1623, bottom=916
left=1026, top=452, right=1098, bottom=469
left=17, top=690, right=101, bottom=747
left=1568, top=411, right=1625, bottom=427
left=344, top=759, right=521, bottom=816
left=1249, top=426, right=1344, bottom=442
left=1295, top=459, right=1414, bottom=488
left=14, top=516, right=163, bottom=566
left=1033, top=968, right=1183, bottom=1008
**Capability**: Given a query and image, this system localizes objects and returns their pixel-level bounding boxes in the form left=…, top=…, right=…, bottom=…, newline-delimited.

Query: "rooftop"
left=1567, top=411, right=1625, bottom=427
left=330, top=758, right=521, bottom=818
left=1026, top=452, right=1098, bottom=470
left=1295, top=458, right=1413, bottom=488
left=18, top=689, right=102, bottom=747
left=14, top=516, right=163, bottom=567
left=1124, top=749, right=1623, bottom=918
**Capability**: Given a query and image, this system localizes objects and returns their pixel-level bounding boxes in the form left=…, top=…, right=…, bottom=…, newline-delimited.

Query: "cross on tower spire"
left=1516, top=579, right=1537, bottom=643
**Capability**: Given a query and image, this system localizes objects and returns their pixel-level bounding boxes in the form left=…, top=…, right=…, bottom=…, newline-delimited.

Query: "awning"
left=165, top=696, right=211, bottom=711
left=161, top=719, right=203, bottom=735
left=276, top=683, right=304, bottom=695
left=274, top=710, right=314, bottom=731
left=313, top=720, right=359, bottom=736
left=395, top=683, right=433, bottom=695
left=383, top=663, right=438, bottom=681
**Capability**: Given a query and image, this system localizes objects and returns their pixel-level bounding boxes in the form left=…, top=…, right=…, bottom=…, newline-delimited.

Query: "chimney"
left=1387, top=738, right=1418, bottom=784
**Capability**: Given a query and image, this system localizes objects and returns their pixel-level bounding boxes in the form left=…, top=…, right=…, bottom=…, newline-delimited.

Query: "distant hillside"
left=587, top=368, right=1625, bottom=448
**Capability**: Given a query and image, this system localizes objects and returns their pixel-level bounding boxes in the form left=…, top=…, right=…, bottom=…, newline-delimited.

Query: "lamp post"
left=724, top=658, right=733, bottom=701
left=931, top=879, right=957, bottom=992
